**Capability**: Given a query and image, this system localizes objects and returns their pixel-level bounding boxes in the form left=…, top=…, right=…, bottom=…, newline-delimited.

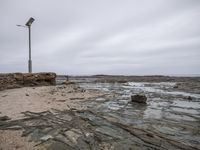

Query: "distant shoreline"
left=58, top=74, right=200, bottom=77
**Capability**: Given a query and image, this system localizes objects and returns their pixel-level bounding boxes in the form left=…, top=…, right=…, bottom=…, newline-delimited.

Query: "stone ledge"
left=0, top=72, right=56, bottom=91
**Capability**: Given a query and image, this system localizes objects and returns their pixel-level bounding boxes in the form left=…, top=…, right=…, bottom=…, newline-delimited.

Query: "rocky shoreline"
left=67, top=75, right=200, bottom=94
left=0, top=74, right=200, bottom=150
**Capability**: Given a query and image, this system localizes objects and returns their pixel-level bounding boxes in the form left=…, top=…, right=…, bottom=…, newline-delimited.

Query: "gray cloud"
left=0, top=0, right=200, bottom=75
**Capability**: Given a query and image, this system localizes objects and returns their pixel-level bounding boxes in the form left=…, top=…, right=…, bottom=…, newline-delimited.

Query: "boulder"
left=131, top=94, right=147, bottom=104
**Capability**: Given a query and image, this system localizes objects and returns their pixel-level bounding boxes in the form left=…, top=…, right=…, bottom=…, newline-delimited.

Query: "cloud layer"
left=0, top=0, right=200, bottom=75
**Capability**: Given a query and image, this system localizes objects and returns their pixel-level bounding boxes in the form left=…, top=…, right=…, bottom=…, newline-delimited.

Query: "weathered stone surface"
left=131, top=94, right=147, bottom=104
left=0, top=72, right=56, bottom=91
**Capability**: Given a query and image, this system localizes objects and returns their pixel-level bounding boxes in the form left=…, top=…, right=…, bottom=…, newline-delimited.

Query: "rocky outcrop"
left=0, top=72, right=56, bottom=91
left=131, top=94, right=147, bottom=104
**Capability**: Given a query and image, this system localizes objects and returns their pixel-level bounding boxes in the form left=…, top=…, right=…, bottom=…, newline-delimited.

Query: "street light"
left=17, top=17, right=35, bottom=73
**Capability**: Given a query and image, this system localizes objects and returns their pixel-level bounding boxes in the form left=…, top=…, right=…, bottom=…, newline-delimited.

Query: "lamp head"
left=25, top=17, right=35, bottom=26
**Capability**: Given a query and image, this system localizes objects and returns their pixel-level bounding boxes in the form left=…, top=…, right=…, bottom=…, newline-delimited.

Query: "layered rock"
left=0, top=72, right=56, bottom=91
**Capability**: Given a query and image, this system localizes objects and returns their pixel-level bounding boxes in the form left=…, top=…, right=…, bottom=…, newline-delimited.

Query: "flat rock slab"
left=0, top=109, right=197, bottom=150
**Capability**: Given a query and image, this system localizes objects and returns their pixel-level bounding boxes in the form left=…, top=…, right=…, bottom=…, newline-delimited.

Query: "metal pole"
left=28, top=26, right=32, bottom=73
left=17, top=17, right=34, bottom=73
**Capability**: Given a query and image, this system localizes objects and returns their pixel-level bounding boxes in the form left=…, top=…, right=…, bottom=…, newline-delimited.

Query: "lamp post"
left=17, top=17, right=35, bottom=73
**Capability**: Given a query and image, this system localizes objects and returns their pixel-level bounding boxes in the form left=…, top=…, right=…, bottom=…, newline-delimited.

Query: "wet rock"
left=1, top=109, right=198, bottom=150
left=0, top=116, right=10, bottom=121
left=131, top=94, right=147, bottom=104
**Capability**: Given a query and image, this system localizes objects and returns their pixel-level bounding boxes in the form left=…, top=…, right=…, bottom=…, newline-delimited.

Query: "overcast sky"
left=0, top=0, right=200, bottom=75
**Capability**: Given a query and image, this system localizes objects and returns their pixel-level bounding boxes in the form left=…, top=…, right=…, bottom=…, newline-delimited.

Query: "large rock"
left=0, top=72, right=56, bottom=91
left=131, top=94, right=147, bottom=104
